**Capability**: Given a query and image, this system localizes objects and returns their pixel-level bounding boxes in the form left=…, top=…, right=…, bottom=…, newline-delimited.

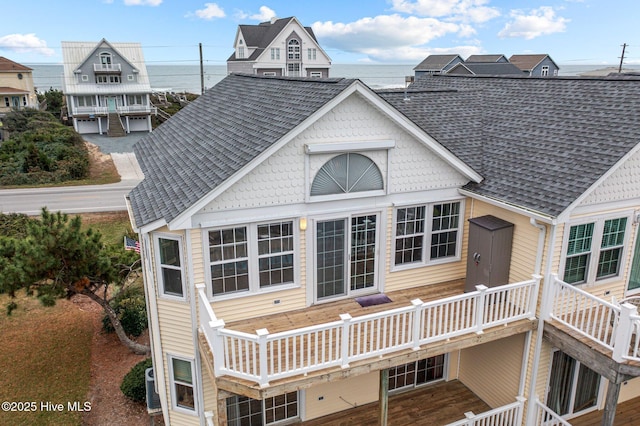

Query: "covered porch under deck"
left=301, top=379, right=491, bottom=426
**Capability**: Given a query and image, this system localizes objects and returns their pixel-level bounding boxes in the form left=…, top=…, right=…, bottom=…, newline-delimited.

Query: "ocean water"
left=27, top=63, right=640, bottom=95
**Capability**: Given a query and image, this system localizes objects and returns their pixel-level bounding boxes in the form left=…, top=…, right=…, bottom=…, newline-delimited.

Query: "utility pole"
left=618, top=43, right=627, bottom=73
left=199, top=43, right=205, bottom=95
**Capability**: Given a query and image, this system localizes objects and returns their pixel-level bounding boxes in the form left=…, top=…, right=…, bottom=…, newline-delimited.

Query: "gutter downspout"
left=525, top=219, right=558, bottom=425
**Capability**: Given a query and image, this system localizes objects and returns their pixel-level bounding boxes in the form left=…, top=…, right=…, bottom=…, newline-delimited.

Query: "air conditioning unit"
left=146, top=367, right=162, bottom=410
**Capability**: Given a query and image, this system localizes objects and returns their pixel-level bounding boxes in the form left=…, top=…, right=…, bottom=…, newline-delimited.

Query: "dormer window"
left=288, top=39, right=300, bottom=60
left=99, top=52, right=112, bottom=70
left=237, top=47, right=245, bottom=59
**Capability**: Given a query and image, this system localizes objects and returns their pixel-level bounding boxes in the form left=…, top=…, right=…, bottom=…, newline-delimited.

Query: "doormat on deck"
left=356, top=294, right=392, bottom=307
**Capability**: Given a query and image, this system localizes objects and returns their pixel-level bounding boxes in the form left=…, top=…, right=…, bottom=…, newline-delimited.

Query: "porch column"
left=602, top=380, right=621, bottom=426
left=379, top=369, right=388, bottom=426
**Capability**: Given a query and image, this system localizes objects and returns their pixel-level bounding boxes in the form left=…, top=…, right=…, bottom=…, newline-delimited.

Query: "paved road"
left=0, top=133, right=145, bottom=216
left=0, top=180, right=139, bottom=216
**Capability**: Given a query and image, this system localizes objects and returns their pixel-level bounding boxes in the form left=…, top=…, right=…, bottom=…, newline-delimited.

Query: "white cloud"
left=498, top=6, right=569, bottom=39
left=194, top=3, right=226, bottom=20
left=250, top=6, right=276, bottom=21
left=0, top=33, right=55, bottom=56
left=360, top=44, right=483, bottom=63
left=124, top=0, right=162, bottom=5
left=313, top=15, right=458, bottom=51
left=390, top=0, right=500, bottom=23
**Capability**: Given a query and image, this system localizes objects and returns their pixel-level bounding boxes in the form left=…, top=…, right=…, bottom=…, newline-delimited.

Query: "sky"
left=0, top=0, right=638, bottom=66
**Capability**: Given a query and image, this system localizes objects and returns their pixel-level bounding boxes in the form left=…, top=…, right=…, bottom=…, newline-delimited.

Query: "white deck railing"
left=446, top=397, right=525, bottom=426
left=197, top=277, right=539, bottom=387
left=546, top=275, right=640, bottom=363
left=531, top=397, right=572, bottom=426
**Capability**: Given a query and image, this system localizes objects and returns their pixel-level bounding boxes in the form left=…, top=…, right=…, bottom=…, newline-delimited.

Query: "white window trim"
left=203, top=219, right=301, bottom=301
left=559, top=211, right=633, bottom=287
left=167, top=354, right=198, bottom=415
left=391, top=199, right=465, bottom=272
left=154, top=233, right=187, bottom=301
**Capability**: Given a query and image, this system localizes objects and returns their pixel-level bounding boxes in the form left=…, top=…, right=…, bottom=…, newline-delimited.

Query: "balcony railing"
left=197, top=276, right=540, bottom=387
left=69, top=105, right=156, bottom=116
left=446, top=397, right=526, bottom=426
left=94, top=63, right=122, bottom=72
left=546, top=274, right=640, bottom=363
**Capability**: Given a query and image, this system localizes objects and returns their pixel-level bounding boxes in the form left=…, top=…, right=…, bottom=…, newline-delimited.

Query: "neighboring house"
left=509, top=54, right=560, bottom=77
left=127, top=73, right=640, bottom=426
left=61, top=39, right=155, bottom=135
left=413, top=54, right=464, bottom=79
left=465, top=54, right=509, bottom=63
left=227, top=17, right=331, bottom=78
left=446, top=62, right=524, bottom=76
left=0, top=57, right=38, bottom=115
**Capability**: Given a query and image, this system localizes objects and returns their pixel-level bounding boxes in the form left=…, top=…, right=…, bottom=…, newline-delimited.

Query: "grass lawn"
left=0, top=293, right=93, bottom=426
left=80, top=211, right=134, bottom=247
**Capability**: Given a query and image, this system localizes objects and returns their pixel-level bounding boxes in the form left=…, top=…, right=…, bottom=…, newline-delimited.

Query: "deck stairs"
left=107, top=113, right=126, bottom=137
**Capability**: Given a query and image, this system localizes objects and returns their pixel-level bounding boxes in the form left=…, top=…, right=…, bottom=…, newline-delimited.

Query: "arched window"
left=311, top=153, right=383, bottom=196
left=288, top=39, right=300, bottom=60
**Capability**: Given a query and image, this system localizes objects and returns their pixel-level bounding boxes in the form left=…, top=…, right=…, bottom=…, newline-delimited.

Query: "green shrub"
left=102, top=286, right=147, bottom=337
left=121, top=358, right=153, bottom=402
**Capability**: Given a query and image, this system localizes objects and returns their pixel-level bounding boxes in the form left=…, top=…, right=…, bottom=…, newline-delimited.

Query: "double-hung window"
left=270, top=47, right=280, bottom=60
left=563, top=216, right=629, bottom=285
left=156, top=235, right=185, bottom=298
left=169, top=355, right=196, bottom=413
left=207, top=221, right=296, bottom=297
left=393, top=201, right=462, bottom=268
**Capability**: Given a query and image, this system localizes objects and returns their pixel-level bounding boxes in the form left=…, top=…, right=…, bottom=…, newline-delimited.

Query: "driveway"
left=82, top=133, right=147, bottom=180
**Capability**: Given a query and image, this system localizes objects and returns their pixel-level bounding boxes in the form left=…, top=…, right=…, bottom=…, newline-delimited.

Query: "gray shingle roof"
left=380, top=74, right=640, bottom=217
left=448, top=62, right=524, bottom=76
left=413, top=55, right=462, bottom=71
left=128, top=74, right=356, bottom=227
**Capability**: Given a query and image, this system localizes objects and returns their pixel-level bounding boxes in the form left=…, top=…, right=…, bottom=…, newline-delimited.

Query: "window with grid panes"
left=258, top=222, right=294, bottom=288
left=226, top=392, right=298, bottom=425
left=393, top=201, right=462, bottom=267
left=157, top=237, right=184, bottom=297
left=388, top=355, right=446, bottom=391
left=209, top=227, right=249, bottom=295
left=563, top=217, right=628, bottom=285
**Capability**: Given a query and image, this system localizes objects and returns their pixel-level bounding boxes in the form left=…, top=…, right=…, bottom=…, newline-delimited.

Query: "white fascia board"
left=139, top=218, right=168, bottom=234
left=352, top=84, right=483, bottom=183
left=556, top=142, right=640, bottom=223
left=458, top=188, right=556, bottom=224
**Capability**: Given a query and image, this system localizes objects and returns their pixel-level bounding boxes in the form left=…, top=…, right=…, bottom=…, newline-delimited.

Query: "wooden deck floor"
left=301, top=379, right=491, bottom=426
left=570, top=396, right=640, bottom=425
left=226, top=279, right=467, bottom=334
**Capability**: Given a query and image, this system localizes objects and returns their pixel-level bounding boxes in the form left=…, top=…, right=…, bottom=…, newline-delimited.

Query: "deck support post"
left=602, top=380, right=621, bottom=426
left=379, top=368, right=389, bottom=426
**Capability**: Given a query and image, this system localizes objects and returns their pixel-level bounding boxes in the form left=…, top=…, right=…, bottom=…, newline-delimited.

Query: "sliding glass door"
left=316, top=214, right=378, bottom=301
left=547, top=351, right=601, bottom=417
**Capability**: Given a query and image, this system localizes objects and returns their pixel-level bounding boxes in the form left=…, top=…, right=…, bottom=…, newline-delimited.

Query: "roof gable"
left=71, top=38, right=138, bottom=73
left=466, top=54, right=508, bottom=63
left=0, top=57, right=32, bottom=72
left=413, top=55, right=463, bottom=71
left=509, top=54, right=558, bottom=71
left=129, top=74, right=480, bottom=230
